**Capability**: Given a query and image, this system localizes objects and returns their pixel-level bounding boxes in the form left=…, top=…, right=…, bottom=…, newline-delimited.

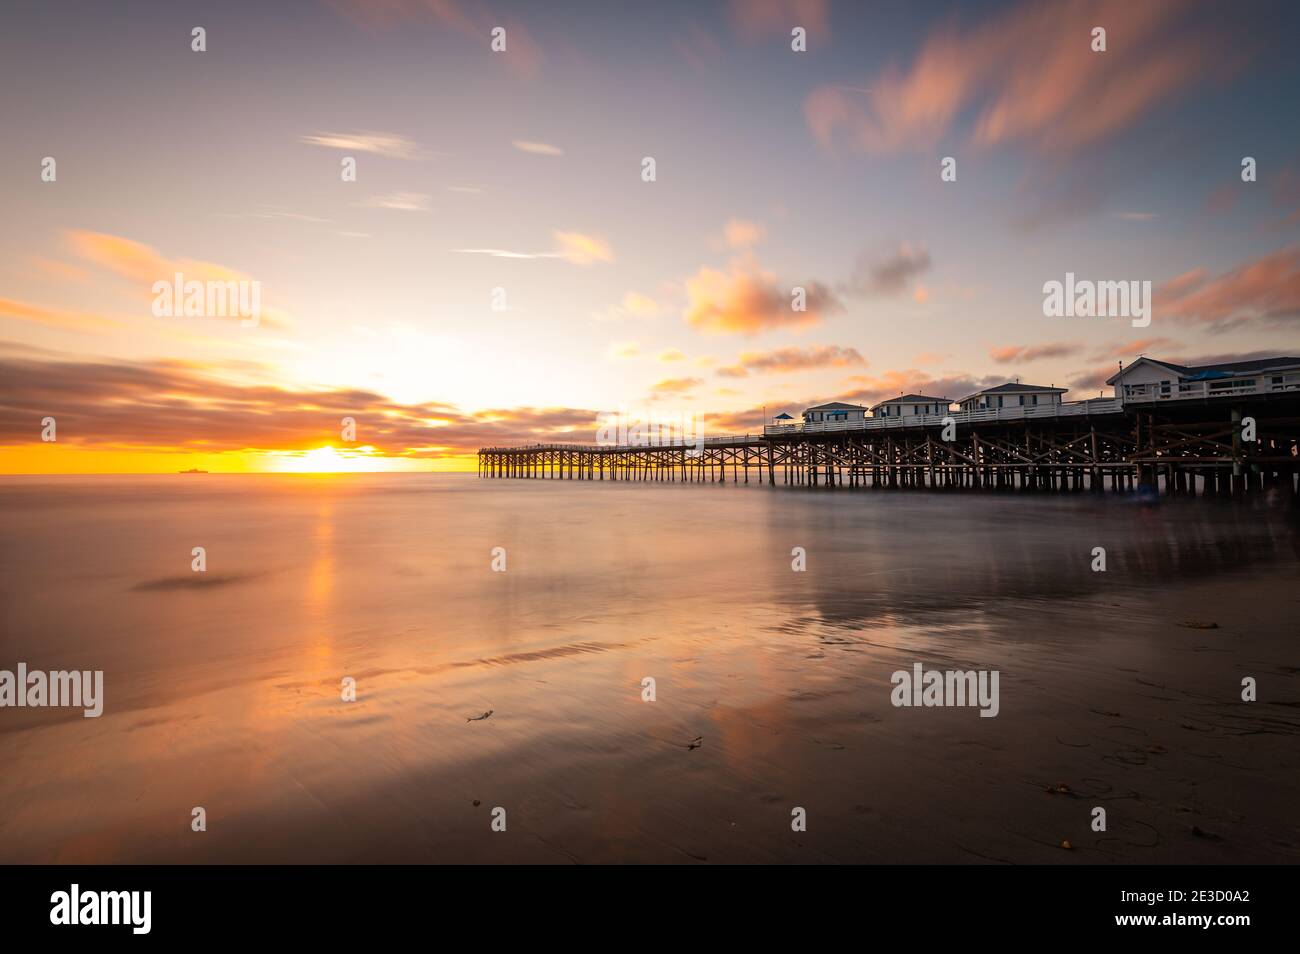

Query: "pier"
left=479, top=386, right=1300, bottom=497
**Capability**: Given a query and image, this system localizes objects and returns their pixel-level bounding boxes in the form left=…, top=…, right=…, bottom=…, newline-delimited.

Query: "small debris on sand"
left=686, top=735, right=703, bottom=750
left=1178, top=620, right=1220, bottom=630
left=1060, top=840, right=1073, bottom=850
left=467, top=710, right=494, bottom=722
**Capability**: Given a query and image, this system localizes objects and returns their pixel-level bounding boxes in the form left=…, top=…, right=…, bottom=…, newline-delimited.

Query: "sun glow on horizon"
left=268, top=445, right=431, bottom=474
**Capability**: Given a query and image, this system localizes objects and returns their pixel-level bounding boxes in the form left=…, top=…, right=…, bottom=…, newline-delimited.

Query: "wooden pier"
left=479, top=393, right=1300, bottom=497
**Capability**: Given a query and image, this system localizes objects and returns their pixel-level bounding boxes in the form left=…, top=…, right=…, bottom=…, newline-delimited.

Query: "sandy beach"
left=1, top=474, right=1297, bottom=864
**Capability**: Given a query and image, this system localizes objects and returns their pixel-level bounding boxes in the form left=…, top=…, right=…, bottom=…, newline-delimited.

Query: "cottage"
left=802, top=401, right=868, bottom=424
left=1106, top=356, right=1300, bottom=401
left=956, top=383, right=1066, bottom=413
left=870, top=394, right=951, bottom=418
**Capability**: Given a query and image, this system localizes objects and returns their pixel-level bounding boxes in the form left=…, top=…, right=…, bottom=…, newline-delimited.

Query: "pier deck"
left=479, top=390, right=1300, bottom=496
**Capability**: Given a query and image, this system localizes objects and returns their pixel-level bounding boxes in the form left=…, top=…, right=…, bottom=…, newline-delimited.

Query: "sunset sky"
left=2, top=0, right=1299, bottom=472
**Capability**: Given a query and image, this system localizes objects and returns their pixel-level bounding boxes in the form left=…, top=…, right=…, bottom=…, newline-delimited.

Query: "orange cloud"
left=648, top=376, right=703, bottom=397
left=684, top=259, right=842, bottom=335
left=26, top=256, right=89, bottom=284
left=805, top=0, right=1230, bottom=156
left=0, top=345, right=605, bottom=468
left=0, top=298, right=121, bottom=334
left=989, top=342, right=1082, bottom=364
left=512, top=140, right=563, bottom=156
left=1157, top=246, right=1300, bottom=329
left=299, top=131, right=422, bottom=159
left=836, top=369, right=1006, bottom=408
left=621, top=292, right=661, bottom=317
left=722, top=218, right=765, bottom=249
left=65, top=230, right=291, bottom=329
left=554, top=231, right=613, bottom=266
left=1089, top=337, right=1181, bottom=360
left=718, top=344, right=865, bottom=377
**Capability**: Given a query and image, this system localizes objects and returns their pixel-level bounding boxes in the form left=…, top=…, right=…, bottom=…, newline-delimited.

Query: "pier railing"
left=1121, top=374, right=1300, bottom=402
left=763, top=398, right=1123, bottom=436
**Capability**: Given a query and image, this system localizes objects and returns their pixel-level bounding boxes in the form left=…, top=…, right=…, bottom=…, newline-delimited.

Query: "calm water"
left=1, top=474, right=1297, bottom=863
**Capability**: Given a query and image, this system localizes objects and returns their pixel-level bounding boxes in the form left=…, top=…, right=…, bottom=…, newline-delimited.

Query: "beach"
left=0, top=473, right=1297, bottom=863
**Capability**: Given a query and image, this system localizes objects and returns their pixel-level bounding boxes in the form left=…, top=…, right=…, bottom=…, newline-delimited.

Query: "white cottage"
left=870, top=394, right=951, bottom=418
left=957, top=383, right=1066, bottom=413
left=1106, top=356, right=1300, bottom=400
left=802, top=401, right=868, bottom=424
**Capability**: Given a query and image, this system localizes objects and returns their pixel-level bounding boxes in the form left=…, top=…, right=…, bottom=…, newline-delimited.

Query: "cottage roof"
left=873, top=393, right=949, bottom=405
left=804, top=402, right=868, bottom=412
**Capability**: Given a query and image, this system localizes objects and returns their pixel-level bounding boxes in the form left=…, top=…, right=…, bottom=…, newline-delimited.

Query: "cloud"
left=0, top=298, right=121, bottom=334
left=729, top=0, right=829, bottom=40
left=1089, top=337, right=1181, bottom=361
left=453, top=248, right=544, bottom=259
left=989, top=342, right=1082, bottom=364
left=657, top=349, right=686, bottom=363
left=360, top=192, right=431, bottom=211
left=299, top=131, right=422, bottom=159
left=215, top=207, right=331, bottom=224
left=648, top=376, right=703, bottom=397
left=65, top=230, right=291, bottom=329
left=592, top=291, right=663, bottom=322
left=1156, top=246, right=1300, bottom=329
left=512, top=140, right=564, bottom=156
left=1068, top=366, right=1118, bottom=392
left=718, top=344, right=865, bottom=377
left=554, top=231, right=613, bottom=265
left=684, top=259, right=843, bottom=335
left=607, top=341, right=640, bottom=359
left=453, top=232, right=612, bottom=265
left=0, top=346, right=608, bottom=459
left=721, top=218, right=765, bottom=249
left=621, top=292, right=661, bottom=317
left=702, top=369, right=1007, bottom=432
left=26, top=256, right=90, bottom=284
left=836, top=369, right=1008, bottom=407
left=805, top=0, right=1230, bottom=157
left=674, top=23, right=724, bottom=75
left=843, top=243, right=931, bottom=297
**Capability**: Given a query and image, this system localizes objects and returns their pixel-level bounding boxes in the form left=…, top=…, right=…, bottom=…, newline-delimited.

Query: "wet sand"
left=0, top=475, right=1297, bottom=863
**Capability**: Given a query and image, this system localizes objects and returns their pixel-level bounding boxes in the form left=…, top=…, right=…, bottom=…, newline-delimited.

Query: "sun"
left=270, top=445, right=403, bottom=474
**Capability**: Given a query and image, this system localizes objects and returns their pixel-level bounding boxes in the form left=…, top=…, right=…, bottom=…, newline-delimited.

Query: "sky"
left=2, top=0, right=1299, bottom=472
